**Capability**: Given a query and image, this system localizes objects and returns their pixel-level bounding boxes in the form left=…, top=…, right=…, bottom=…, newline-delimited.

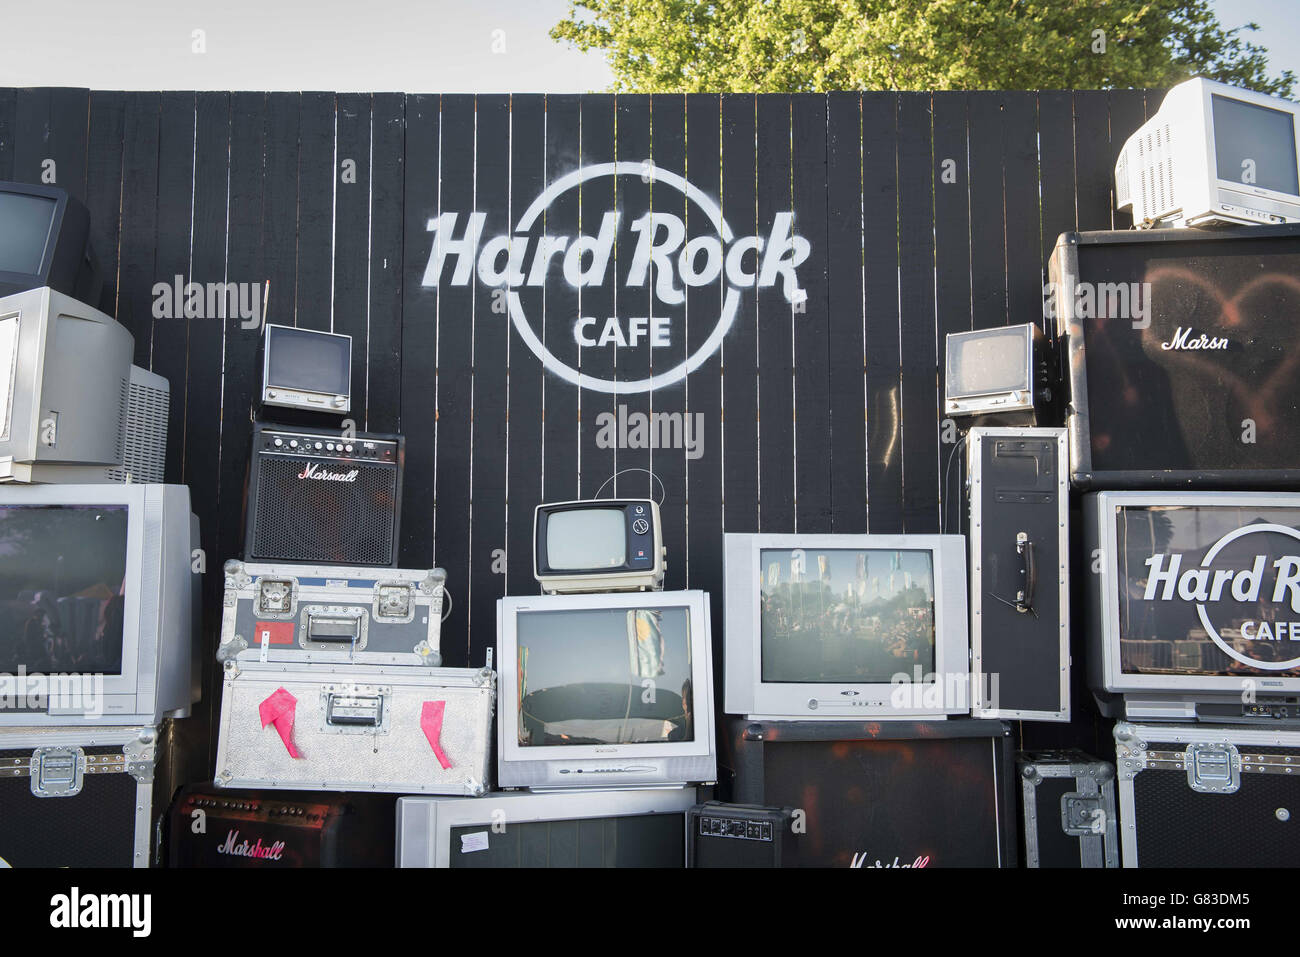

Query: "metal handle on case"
left=1016, top=532, right=1036, bottom=616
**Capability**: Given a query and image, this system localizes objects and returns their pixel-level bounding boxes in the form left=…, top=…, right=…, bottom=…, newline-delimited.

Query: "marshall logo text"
left=298, top=463, right=359, bottom=483
left=217, top=829, right=287, bottom=861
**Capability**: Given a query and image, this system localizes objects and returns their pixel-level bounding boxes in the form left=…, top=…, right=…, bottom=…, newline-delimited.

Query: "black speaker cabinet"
left=244, top=422, right=403, bottom=566
left=1049, top=225, right=1300, bottom=488
left=688, top=802, right=800, bottom=867
left=167, top=785, right=395, bottom=867
left=967, top=427, right=1070, bottom=721
left=722, top=719, right=1017, bottom=868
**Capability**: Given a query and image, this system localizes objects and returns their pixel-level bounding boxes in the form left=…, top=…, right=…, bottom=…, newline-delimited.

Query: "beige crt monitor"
left=533, top=499, right=665, bottom=594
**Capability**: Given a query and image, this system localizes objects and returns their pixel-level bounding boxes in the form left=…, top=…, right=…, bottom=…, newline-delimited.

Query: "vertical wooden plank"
left=181, top=90, right=230, bottom=782
left=541, top=94, right=581, bottom=503
left=720, top=94, right=758, bottom=534
left=469, top=93, right=511, bottom=667
left=262, top=93, right=301, bottom=329
left=649, top=92, right=689, bottom=589
left=932, top=91, right=971, bottom=536
left=0, top=88, right=16, bottom=180
left=1073, top=91, right=1112, bottom=232
left=366, top=93, right=405, bottom=434
left=1002, top=91, right=1040, bottom=327
left=12, top=89, right=51, bottom=186
left=333, top=92, right=373, bottom=418
left=826, top=91, right=866, bottom=533
left=149, top=91, right=196, bottom=486
left=755, top=94, right=794, bottom=533
left=791, top=93, right=832, bottom=535
left=579, top=93, right=618, bottom=497
left=398, top=94, right=439, bottom=566
left=506, top=93, right=547, bottom=595
left=1037, top=91, right=1077, bottom=274
left=186, top=90, right=230, bottom=572
left=116, top=92, right=160, bottom=361
left=1107, top=89, right=1149, bottom=230
left=85, top=91, right=126, bottom=313
left=431, top=93, right=475, bottom=665
left=897, top=91, right=938, bottom=534
left=683, top=92, right=723, bottom=607
left=212, top=91, right=267, bottom=769
left=967, top=94, right=1006, bottom=330
left=294, top=91, right=335, bottom=330
left=48, top=88, right=89, bottom=201
left=861, top=92, right=902, bottom=534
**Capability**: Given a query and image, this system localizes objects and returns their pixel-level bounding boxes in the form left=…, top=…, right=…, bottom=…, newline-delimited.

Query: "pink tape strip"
left=259, top=687, right=301, bottom=759
left=421, top=700, right=452, bottom=769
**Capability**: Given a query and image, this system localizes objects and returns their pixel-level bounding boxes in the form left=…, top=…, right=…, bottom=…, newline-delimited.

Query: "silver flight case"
left=218, top=560, right=448, bottom=667
left=214, top=660, right=495, bottom=796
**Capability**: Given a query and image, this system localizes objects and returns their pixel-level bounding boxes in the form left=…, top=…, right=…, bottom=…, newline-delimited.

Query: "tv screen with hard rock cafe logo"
left=1115, top=504, right=1300, bottom=677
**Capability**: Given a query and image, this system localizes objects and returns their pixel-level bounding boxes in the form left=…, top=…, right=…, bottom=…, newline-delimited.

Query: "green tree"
left=551, top=0, right=1295, bottom=96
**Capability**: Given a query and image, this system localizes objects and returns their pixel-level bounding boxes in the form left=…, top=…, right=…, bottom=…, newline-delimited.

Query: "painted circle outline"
left=508, top=161, right=739, bottom=395
left=1193, top=522, right=1300, bottom=671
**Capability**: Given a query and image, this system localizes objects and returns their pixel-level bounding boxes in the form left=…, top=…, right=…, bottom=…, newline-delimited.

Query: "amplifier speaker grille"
left=248, top=455, right=399, bottom=565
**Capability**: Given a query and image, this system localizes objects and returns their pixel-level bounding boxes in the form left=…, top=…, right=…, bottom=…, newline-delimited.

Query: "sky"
left=0, top=0, right=1294, bottom=94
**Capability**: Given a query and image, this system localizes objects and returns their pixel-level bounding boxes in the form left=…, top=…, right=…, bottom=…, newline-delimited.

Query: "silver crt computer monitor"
left=0, top=287, right=169, bottom=484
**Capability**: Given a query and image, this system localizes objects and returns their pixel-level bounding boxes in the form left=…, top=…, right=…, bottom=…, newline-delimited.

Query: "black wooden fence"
left=0, top=88, right=1157, bottom=765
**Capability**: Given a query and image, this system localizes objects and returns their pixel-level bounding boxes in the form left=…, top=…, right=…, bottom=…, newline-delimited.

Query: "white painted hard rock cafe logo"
left=1142, top=523, right=1300, bottom=671
left=421, top=162, right=810, bottom=394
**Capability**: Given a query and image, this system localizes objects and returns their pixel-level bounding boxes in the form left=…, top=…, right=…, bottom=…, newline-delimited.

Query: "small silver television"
left=533, top=499, right=665, bottom=594
left=0, top=483, right=199, bottom=725
left=261, top=323, right=352, bottom=414
left=496, top=590, right=715, bottom=789
left=724, top=533, right=970, bottom=720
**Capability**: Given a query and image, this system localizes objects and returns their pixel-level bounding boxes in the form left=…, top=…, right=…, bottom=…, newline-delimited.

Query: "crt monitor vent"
left=107, top=378, right=170, bottom=484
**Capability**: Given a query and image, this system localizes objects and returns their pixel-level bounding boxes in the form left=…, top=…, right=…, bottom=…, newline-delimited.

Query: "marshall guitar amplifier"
left=1050, top=225, right=1300, bottom=488
left=245, top=422, right=403, bottom=567
left=167, top=785, right=396, bottom=867
left=687, top=801, right=800, bottom=867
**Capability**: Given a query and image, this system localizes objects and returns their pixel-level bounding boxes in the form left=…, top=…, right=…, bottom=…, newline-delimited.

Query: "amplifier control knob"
left=345, top=444, right=353, bottom=453
left=314, top=442, right=323, bottom=450
left=273, top=438, right=283, bottom=447
left=289, top=440, right=298, bottom=448
left=326, top=443, right=335, bottom=451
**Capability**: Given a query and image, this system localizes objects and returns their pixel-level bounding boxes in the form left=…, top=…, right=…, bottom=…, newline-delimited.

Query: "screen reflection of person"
left=666, top=679, right=692, bottom=742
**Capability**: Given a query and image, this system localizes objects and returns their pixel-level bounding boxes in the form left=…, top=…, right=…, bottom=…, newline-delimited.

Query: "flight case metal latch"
left=1061, top=792, right=1105, bottom=836
left=30, top=746, right=85, bottom=798
left=1186, top=743, right=1241, bottom=794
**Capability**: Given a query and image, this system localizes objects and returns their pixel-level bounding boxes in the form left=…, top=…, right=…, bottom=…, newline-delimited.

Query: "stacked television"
left=1066, top=78, right=1300, bottom=867
left=0, top=182, right=199, bottom=867
left=398, top=496, right=713, bottom=867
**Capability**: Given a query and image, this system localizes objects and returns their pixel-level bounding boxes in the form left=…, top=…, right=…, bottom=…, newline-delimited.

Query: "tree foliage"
left=551, top=0, right=1295, bottom=96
